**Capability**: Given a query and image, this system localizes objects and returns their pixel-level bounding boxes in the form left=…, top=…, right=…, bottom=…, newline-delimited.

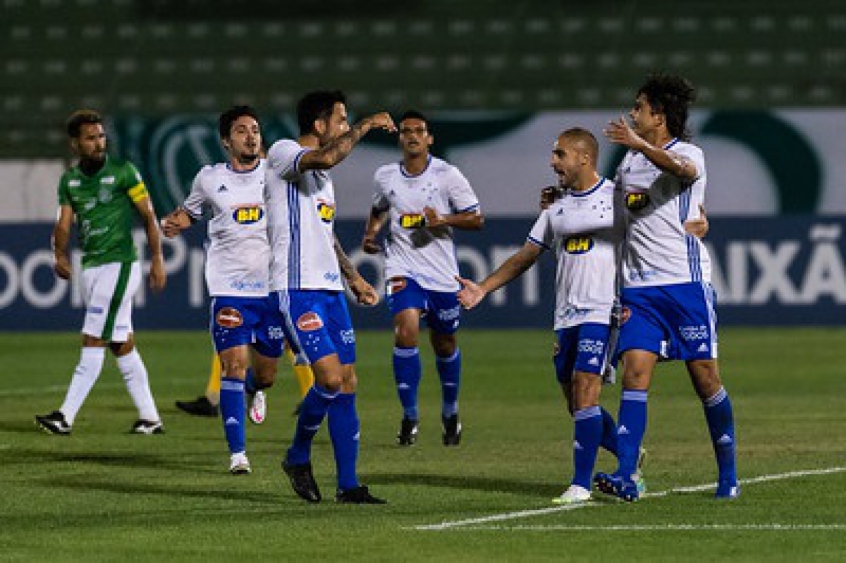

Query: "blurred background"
left=1, top=0, right=844, bottom=330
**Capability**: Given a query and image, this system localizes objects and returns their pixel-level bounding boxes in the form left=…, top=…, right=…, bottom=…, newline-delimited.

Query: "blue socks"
left=599, top=406, right=618, bottom=456
left=328, top=393, right=360, bottom=491
left=286, top=384, right=337, bottom=465
left=616, top=389, right=648, bottom=477
left=703, top=387, right=738, bottom=484
left=572, top=406, right=603, bottom=489
left=220, top=377, right=246, bottom=454
left=436, top=349, right=461, bottom=418
left=393, top=346, right=421, bottom=420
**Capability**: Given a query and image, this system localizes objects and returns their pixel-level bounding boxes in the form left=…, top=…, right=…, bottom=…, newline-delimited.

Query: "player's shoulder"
left=428, top=156, right=457, bottom=175
left=667, top=138, right=703, bottom=158
left=374, top=161, right=401, bottom=181
left=268, top=138, right=302, bottom=156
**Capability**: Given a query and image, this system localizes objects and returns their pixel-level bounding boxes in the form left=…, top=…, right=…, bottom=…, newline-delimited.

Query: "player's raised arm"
left=334, top=235, right=379, bottom=306
left=300, top=112, right=396, bottom=171
left=422, top=206, right=484, bottom=231
left=604, top=115, right=697, bottom=182
left=361, top=207, right=388, bottom=254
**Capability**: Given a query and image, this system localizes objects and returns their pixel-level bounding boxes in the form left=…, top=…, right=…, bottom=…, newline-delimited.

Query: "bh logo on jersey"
left=233, top=206, right=264, bottom=224
left=626, top=192, right=650, bottom=211
left=399, top=213, right=425, bottom=229
left=564, top=236, right=594, bottom=254
left=317, top=200, right=336, bottom=223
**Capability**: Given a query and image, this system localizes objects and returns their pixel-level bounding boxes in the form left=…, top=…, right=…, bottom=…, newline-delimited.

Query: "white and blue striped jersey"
left=372, top=155, right=480, bottom=292
left=265, top=139, right=343, bottom=292
left=615, top=139, right=711, bottom=287
left=527, top=177, right=621, bottom=330
left=181, top=161, right=269, bottom=297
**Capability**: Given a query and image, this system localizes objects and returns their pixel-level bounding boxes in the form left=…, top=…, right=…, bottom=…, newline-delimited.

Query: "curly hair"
left=638, top=73, right=696, bottom=140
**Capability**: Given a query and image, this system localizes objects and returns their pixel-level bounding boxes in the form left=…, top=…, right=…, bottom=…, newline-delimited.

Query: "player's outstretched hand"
left=456, top=276, right=486, bottom=310
left=368, top=112, right=397, bottom=134
left=604, top=116, right=646, bottom=151
left=684, top=203, right=709, bottom=239
left=54, top=254, right=72, bottom=280
left=161, top=209, right=190, bottom=238
left=361, top=235, right=382, bottom=254
left=349, top=276, right=380, bottom=306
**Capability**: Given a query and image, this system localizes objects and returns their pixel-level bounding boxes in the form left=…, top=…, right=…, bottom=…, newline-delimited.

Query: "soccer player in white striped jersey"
left=162, top=106, right=287, bottom=475
left=594, top=73, right=739, bottom=501
left=266, top=90, right=395, bottom=504
left=362, top=110, right=484, bottom=447
left=457, top=128, right=624, bottom=505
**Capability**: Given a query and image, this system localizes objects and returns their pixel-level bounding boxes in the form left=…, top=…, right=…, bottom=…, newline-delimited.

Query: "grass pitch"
left=1, top=328, right=845, bottom=561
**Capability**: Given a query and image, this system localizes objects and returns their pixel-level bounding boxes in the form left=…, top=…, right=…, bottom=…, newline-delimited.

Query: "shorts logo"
left=216, top=307, right=243, bottom=328
left=399, top=213, right=425, bottom=229
left=233, top=205, right=264, bottom=224
left=387, top=277, right=407, bottom=295
left=620, top=307, right=632, bottom=325
left=564, top=236, right=594, bottom=254
left=679, top=325, right=708, bottom=341
left=317, top=201, right=336, bottom=223
left=578, top=338, right=605, bottom=355
left=297, top=312, right=324, bottom=332
left=626, top=192, right=650, bottom=211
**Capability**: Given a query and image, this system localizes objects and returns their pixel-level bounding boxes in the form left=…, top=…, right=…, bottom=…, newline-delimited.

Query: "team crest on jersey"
left=297, top=312, right=324, bottom=332
left=216, top=307, right=243, bottom=328
left=399, top=213, right=425, bottom=229
left=233, top=205, right=264, bottom=224
left=626, top=192, right=650, bottom=211
left=98, top=187, right=113, bottom=203
left=387, top=277, right=407, bottom=295
left=563, top=236, right=594, bottom=254
left=317, top=200, right=336, bottom=223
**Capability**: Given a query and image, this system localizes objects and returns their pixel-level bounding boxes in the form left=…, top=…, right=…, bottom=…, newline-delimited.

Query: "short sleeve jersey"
left=615, top=139, right=711, bottom=287
left=57, top=156, right=147, bottom=268
left=265, top=139, right=343, bottom=292
left=181, top=161, right=270, bottom=297
left=372, top=156, right=480, bottom=292
left=527, top=178, right=621, bottom=329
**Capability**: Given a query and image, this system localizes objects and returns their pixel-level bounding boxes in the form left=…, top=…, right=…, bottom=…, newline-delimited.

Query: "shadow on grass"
left=368, top=471, right=561, bottom=499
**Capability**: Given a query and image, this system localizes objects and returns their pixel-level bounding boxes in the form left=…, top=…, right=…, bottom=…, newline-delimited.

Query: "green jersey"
left=57, top=156, right=150, bottom=268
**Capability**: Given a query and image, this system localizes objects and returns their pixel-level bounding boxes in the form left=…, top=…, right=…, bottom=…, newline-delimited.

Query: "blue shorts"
left=386, top=276, right=461, bottom=335
left=210, top=295, right=286, bottom=358
left=553, top=323, right=611, bottom=384
left=617, top=282, right=718, bottom=361
left=277, top=289, right=356, bottom=365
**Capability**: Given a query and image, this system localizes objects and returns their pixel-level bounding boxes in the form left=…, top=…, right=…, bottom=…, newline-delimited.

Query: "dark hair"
left=638, top=72, right=696, bottom=140
left=66, top=109, right=102, bottom=138
left=399, top=109, right=429, bottom=129
left=561, top=127, right=598, bottom=163
left=296, top=90, right=346, bottom=135
left=218, top=105, right=259, bottom=139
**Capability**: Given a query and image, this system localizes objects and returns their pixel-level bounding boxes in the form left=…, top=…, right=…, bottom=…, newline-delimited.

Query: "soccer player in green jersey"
left=35, top=109, right=167, bottom=436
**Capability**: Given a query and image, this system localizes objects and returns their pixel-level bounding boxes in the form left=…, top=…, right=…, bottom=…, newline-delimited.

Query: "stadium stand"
left=1, top=0, right=844, bottom=157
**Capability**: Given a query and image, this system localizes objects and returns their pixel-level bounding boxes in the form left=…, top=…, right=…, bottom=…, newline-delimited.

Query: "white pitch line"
left=448, top=524, right=846, bottom=532
left=412, top=466, right=846, bottom=531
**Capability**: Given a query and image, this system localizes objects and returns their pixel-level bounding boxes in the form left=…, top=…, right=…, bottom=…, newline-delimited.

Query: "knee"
left=432, top=336, right=456, bottom=358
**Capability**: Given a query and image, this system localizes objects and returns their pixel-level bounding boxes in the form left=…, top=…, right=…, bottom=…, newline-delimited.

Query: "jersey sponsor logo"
left=100, top=176, right=115, bottom=185
left=625, top=192, right=650, bottom=211
left=232, top=205, right=264, bottom=224
left=69, top=179, right=81, bottom=187
left=563, top=236, right=594, bottom=254
left=387, top=276, right=407, bottom=295
left=399, top=213, right=425, bottom=229
left=216, top=307, right=244, bottom=328
left=317, top=200, right=336, bottom=223
left=296, top=311, right=324, bottom=332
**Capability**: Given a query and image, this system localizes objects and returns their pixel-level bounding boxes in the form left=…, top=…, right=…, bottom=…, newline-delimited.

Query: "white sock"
left=60, top=347, right=106, bottom=425
left=117, top=349, right=160, bottom=422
